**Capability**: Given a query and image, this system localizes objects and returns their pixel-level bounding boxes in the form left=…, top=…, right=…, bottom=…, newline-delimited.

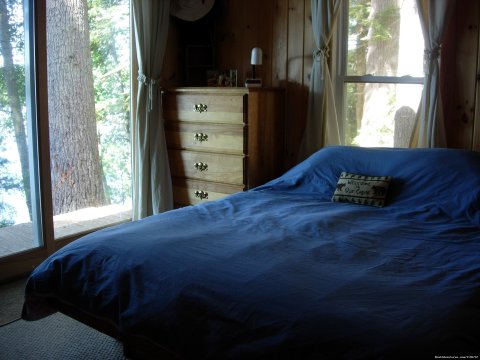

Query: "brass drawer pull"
left=194, top=132, right=209, bottom=142
left=194, top=104, right=207, bottom=113
left=194, top=162, right=208, bottom=171
left=194, top=190, right=209, bottom=200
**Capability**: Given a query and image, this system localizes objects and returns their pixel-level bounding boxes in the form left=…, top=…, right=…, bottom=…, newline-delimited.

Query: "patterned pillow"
left=332, top=172, right=392, bottom=207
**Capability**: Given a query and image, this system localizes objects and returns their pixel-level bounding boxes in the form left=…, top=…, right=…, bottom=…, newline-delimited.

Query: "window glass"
left=46, top=0, right=131, bottom=239
left=345, top=83, right=423, bottom=146
left=0, top=0, right=42, bottom=257
left=347, top=0, right=424, bottom=77
left=340, top=0, right=425, bottom=147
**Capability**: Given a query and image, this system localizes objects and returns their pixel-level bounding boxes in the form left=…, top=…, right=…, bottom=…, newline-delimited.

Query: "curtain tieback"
left=313, top=46, right=330, bottom=62
left=138, top=73, right=162, bottom=112
left=423, top=47, right=440, bottom=75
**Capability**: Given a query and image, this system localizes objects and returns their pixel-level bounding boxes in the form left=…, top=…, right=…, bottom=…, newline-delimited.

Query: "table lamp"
left=245, top=47, right=263, bottom=88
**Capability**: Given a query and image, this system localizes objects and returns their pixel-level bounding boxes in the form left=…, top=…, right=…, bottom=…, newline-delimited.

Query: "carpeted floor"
left=0, top=278, right=126, bottom=360
left=0, top=277, right=26, bottom=325
left=0, top=313, right=126, bottom=360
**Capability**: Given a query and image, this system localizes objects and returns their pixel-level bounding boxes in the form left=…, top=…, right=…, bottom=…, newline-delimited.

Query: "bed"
left=22, top=146, right=480, bottom=359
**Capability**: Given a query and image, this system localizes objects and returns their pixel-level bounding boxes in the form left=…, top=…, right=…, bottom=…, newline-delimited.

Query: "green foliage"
left=347, top=0, right=371, bottom=75
left=369, top=4, right=400, bottom=42
left=4, top=0, right=25, bottom=51
left=0, top=134, right=21, bottom=228
left=348, top=0, right=400, bottom=45
left=88, top=0, right=131, bottom=206
left=0, top=208, right=15, bottom=227
left=345, top=83, right=360, bottom=145
left=0, top=0, right=25, bottom=227
left=0, top=65, right=26, bottom=111
left=0, top=158, right=20, bottom=191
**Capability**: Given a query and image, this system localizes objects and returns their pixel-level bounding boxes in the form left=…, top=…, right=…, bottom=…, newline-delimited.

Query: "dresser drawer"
left=163, top=93, right=245, bottom=124
left=165, top=122, right=245, bottom=155
left=172, top=178, right=244, bottom=206
left=163, top=87, right=285, bottom=206
left=169, top=150, right=245, bottom=185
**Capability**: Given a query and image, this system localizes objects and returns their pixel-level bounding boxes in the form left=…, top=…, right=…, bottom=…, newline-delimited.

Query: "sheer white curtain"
left=412, top=0, right=453, bottom=147
left=298, top=0, right=342, bottom=162
left=131, top=0, right=173, bottom=220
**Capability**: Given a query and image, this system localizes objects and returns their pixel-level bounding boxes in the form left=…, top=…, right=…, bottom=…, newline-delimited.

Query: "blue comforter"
left=23, top=146, right=480, bottom=359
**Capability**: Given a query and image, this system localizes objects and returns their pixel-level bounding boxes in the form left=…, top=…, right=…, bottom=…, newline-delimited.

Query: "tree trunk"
left=352, top=5, right=368, bottom=141
left=0, top=0, right=32, bottom=219
left=358, top=0, right=401, bottom=145
left=365, top=0, right=400, bottom=76
left=47, top=0, right=107, bottom=215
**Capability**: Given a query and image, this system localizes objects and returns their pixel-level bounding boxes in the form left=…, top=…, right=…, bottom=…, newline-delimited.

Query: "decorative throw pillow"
left=332, top=172, right=392, bottom=207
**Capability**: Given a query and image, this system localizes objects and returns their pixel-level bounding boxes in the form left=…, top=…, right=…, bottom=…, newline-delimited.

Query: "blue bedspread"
left=23, top=146, right=480, bottom=359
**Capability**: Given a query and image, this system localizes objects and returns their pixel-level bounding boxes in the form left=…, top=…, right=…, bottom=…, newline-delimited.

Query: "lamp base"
left=245, top=78, right=262, bottom=88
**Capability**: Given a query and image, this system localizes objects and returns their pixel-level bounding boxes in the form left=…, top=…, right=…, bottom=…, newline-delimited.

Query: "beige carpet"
left=0, top=277, right=125, bottom=359
left=0, top=312, right=126, bottom=359
left=0, top=277, right=27, bottom=326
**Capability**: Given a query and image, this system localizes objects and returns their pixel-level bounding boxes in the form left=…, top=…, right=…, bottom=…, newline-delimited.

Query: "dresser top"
left=162, top=87, right=285, bottom=95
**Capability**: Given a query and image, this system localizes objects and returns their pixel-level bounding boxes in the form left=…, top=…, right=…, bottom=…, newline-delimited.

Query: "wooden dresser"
left=162, top=87, right=285, bottom=207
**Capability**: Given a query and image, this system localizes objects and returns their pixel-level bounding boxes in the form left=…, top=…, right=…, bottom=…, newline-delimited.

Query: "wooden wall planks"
left=471, top=1, right=480, bottom=151
left=442, top=0, right=479, bottom=151
left=285, top=0, right=309, bottom=167
left=176, top=0, right=316, bottom=168
left=272, top=0, right=288, bottom=87
left=216, top=0, right=275, bottom=86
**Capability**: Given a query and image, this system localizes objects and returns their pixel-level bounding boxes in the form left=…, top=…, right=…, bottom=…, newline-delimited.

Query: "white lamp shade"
left=251, top=47, right=263, bottom=65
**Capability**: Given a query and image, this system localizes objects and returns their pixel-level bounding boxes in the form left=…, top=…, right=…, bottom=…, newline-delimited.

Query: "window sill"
left=0, top=204, right=132, bottom=258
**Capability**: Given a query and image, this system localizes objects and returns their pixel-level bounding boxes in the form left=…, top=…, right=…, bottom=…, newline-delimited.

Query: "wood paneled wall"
left=163, top=0, right=480, bottom=168
left=215, top=0, right=314, bottom=167
left=442, top=0, right=480, bottom=151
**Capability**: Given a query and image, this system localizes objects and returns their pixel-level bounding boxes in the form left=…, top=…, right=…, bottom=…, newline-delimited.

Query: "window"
left=0, top=0, right=132, bottom=261
left=46, top=0, right=131, bottom=239
left=0, top=0, right=43, bottom=257
left=335, top=0, right=425, bottom=147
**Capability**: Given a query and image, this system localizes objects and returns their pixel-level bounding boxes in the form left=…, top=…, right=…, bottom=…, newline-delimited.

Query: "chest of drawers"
left=162, top=87, right=285, bottom=207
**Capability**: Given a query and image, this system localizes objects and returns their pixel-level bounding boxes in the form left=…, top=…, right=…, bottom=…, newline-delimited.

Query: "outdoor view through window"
left=47, top=0, right=131, bottom=240
left=0, top=0, right=131, bottom=258
left=341, top=0, right=424, bottom=147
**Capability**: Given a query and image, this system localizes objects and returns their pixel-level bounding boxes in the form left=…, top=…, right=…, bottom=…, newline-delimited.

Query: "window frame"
left=0, top=0, right=133, bottom=282
left=333, top=0, right=425, bottom=145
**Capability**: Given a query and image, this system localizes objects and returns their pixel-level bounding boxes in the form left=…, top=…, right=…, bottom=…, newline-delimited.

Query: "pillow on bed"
left=332, top=172, right=391, bottom=207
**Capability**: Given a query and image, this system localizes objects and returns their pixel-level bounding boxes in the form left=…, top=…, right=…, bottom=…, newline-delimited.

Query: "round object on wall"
left=170, top=0, right=215, bottom=22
